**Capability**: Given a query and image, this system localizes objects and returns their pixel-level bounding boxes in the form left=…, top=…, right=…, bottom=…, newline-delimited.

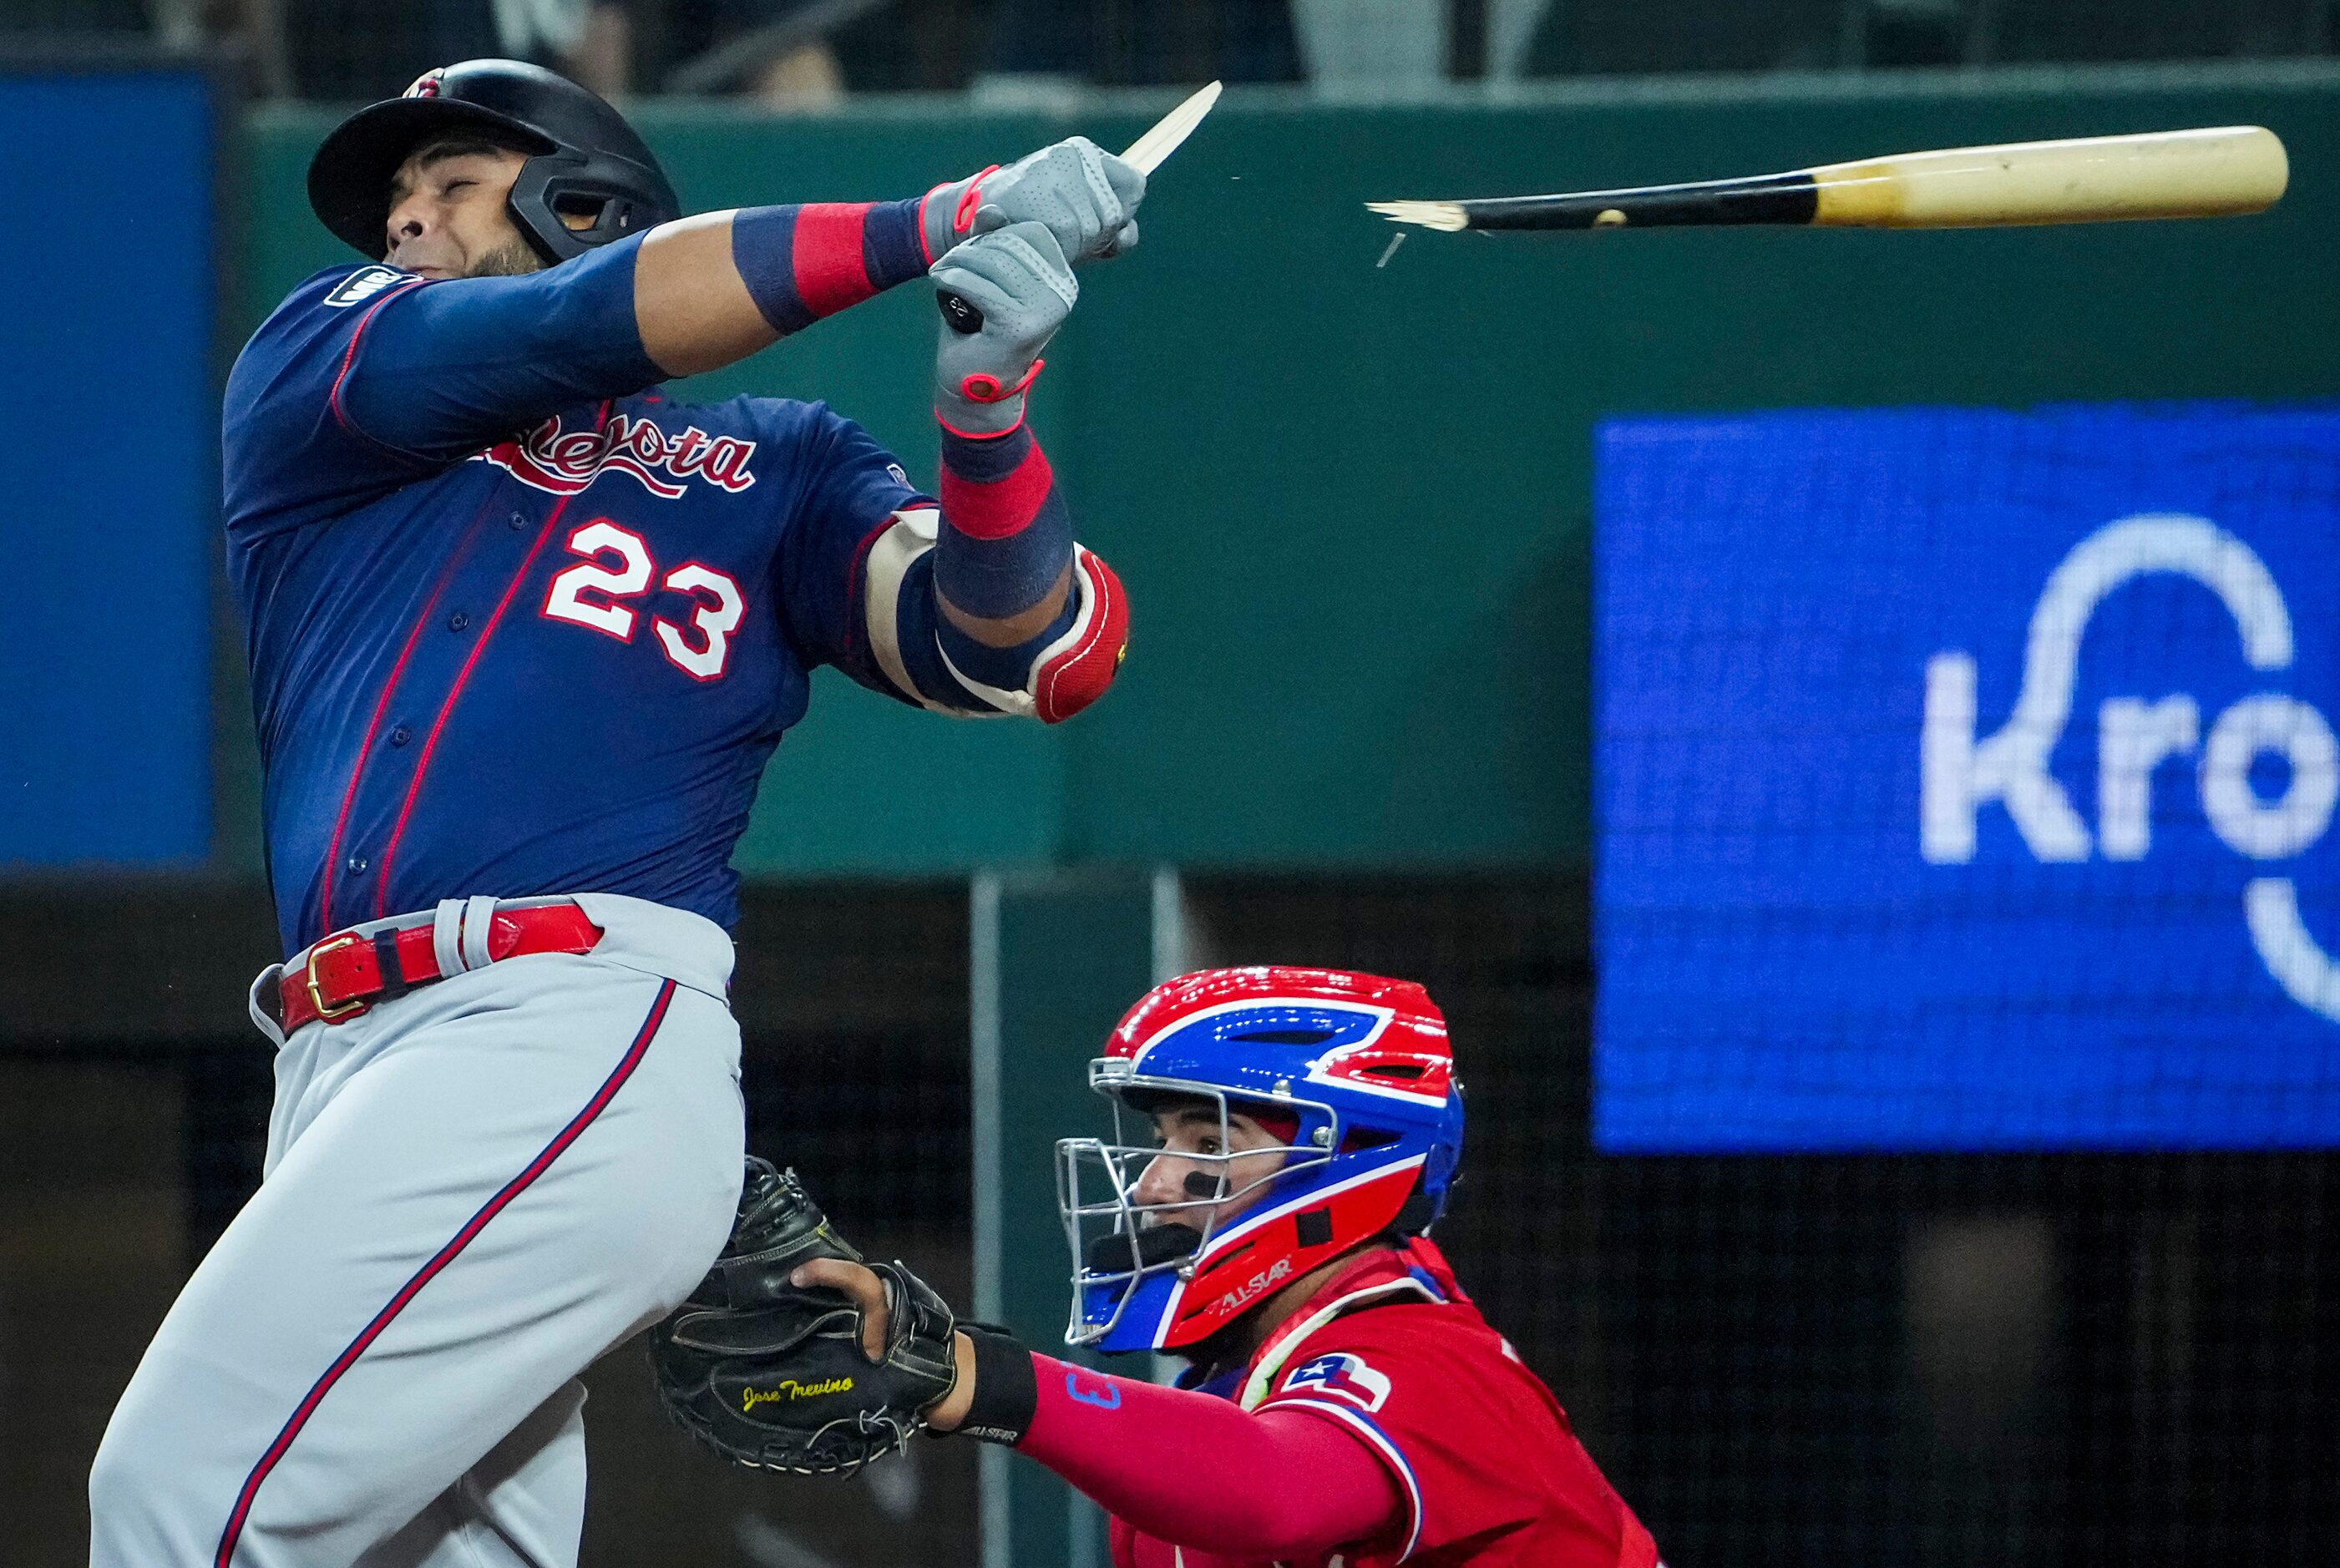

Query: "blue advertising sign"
left=1594, top=403, right=2340, bottom=1151
left=0, top=65, right=215, bottom=866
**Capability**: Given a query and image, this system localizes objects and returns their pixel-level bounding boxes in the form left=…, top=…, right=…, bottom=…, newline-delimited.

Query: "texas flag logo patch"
left=1283, top=1353, right=1391, bottom=1413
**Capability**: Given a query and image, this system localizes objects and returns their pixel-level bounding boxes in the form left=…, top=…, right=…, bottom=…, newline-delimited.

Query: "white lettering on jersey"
left=478, top=413, right=758, bottom=499
left=540, top=522, right=750, bottom=682
left=655, top=564, right=746, bottom=681
left=544, top=520, right=655, bottom=640
left=324, top=266, right=411, bottom=307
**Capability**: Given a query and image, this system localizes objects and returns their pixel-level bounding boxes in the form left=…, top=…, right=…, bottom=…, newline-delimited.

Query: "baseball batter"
left=87, top=58, right=1139, bottom=1568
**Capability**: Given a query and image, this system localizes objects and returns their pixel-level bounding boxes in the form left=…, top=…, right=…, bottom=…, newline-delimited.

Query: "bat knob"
left=938, top=290, right=985, bottom=335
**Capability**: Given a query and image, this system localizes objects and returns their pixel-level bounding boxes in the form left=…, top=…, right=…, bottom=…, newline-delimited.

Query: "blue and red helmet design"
left=1056, top=967, right=1465, bottom=1353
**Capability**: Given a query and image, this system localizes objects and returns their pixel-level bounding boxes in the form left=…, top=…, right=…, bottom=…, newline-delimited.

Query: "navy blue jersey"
left=226, top=261, right=929, bottom=955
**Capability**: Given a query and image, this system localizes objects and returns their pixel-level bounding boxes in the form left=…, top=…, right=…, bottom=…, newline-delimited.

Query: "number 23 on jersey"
left=541, top=519, right=746, bottom=682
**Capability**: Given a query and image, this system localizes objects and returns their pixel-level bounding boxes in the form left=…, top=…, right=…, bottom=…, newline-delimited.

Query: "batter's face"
left=1131, top=1101, right=1293, bottom=1233
left=385, top=143, right=542, bottom=279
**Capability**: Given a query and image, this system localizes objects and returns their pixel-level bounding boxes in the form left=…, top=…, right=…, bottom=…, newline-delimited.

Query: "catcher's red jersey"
left=1109, top=1239, right=1659, bottom=1568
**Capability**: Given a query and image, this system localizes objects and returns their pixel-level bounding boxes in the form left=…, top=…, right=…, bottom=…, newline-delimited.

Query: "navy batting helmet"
left=307, top=59, right=681, bottom=265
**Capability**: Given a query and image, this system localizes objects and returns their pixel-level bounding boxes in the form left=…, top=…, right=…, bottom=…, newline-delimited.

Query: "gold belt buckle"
left=304, top=931, right=370, bottom=1023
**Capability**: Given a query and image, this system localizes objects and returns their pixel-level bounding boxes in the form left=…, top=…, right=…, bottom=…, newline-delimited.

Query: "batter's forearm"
left=638, top=193, right=943, bottom=377
left=641, top=147, right=1140, bottom=375
left=894, top=424, right=1127, bottom=725
left=932, top=423, right=1076, bottom=666
left=920, top=420, right=1128, bottom=725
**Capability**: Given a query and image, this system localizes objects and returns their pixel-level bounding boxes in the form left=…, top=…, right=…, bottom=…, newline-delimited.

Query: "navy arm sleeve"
left=336, top=235, right=661, bottom=464
left=224, top=251, right=658, bottom=542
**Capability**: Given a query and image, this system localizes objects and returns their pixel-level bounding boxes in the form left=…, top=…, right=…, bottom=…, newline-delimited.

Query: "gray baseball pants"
left=88, top=893, right=746, bottom=1567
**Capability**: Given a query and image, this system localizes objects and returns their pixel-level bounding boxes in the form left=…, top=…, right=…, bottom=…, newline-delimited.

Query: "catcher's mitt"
left=649, top=1158, right=959, bottom=1474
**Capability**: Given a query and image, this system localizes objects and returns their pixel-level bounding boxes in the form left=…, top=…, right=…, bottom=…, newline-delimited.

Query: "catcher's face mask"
left=1056, top=1072, right=1330, bottom=1353
left=1055, top=967, right=1465, bottom=1356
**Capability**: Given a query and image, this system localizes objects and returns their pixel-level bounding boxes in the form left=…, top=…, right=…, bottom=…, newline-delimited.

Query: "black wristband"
left=950, top=1327, right=1040, bottom=1446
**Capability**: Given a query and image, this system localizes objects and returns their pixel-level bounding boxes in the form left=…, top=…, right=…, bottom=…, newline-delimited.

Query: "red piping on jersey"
left=368, top=402, right=613, bottom=915
left=315, top=491, right=502, bottom=938
left=210, top=978, right=676, bottom=1568
left=326, top=278, right=427, bottom=440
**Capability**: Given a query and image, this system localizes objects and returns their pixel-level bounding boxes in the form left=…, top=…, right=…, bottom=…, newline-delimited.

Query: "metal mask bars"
left=1056, top=1059, right=1336, bottom=1349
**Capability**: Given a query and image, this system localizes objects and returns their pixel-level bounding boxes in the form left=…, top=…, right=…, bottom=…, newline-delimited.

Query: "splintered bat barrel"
left=1370, top=126, right=2289, bottom=233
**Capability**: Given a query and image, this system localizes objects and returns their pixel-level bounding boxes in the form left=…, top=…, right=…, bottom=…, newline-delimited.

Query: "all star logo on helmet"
left=403, top=69, right=443, bottom=99
left=1210, top=1254, right=1294, bottom=1318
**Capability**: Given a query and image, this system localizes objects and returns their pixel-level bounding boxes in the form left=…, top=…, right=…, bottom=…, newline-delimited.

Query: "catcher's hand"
left=648, top=1158, right=959, bottom=1474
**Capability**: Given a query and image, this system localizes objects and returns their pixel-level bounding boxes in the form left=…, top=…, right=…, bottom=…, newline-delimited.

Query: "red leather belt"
left=281, top=902, right=603, bottom=1032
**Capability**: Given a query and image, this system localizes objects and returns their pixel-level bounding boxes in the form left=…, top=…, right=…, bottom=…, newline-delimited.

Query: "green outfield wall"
left=234, top=63, right=2340, bottom=878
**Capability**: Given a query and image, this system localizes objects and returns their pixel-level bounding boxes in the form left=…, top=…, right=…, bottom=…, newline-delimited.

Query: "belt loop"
left=372, top=928, right=410, bottom=999
left=247, top=963, right=288, bottom=1047
left=432, top=899, right=469, bottom=976
left=461, top=895, right=499, bottom=972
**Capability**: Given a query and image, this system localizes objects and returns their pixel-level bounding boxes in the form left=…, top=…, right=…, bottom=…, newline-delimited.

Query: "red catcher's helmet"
left=1057, top=967, right=1465, bottom=1353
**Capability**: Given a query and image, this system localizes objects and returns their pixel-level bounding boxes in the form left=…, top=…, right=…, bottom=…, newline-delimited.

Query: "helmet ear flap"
left=506, top=155, right=669, bottom=263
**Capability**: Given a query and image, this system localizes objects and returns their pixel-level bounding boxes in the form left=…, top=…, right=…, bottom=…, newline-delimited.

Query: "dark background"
left=7, top=875, right=2332, bottom=1565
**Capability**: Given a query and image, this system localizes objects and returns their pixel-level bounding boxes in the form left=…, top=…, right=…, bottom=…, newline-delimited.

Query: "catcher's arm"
left=794, top=1258, right=1400, bottom=1558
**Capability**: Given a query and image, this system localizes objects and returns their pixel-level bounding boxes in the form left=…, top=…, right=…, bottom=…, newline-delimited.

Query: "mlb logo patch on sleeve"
left=1283, top=1352, right=1391, bottom=1412
left=326, top=266, right=413, bottom=307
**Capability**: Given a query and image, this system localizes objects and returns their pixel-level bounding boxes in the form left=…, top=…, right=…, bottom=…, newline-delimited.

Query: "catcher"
left=653, top=967, right=1661, bottom=1567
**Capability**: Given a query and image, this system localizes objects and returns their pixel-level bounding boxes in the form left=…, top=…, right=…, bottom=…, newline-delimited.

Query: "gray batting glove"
left=923, top=137, right=1145, bottom=267
left=932, top=221, right=1076, bottom=437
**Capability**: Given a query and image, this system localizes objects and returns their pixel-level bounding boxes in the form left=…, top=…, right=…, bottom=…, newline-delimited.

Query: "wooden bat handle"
left=1440, top=173, right=1821, bottom=231
left=1369, top=125, right=2288, bottom=234
left=1811, top=126, right=2288, bottom=228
